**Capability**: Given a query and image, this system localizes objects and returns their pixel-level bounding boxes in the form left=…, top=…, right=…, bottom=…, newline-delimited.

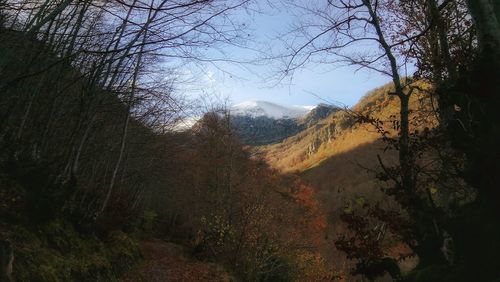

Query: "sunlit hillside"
left=260, top=81, right=436, bottom=173
left=258, top=81, right=436, bottom=274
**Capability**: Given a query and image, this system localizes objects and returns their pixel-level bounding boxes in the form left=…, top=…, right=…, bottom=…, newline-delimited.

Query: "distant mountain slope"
left=231, top=115, right=304, bottom=146
left=230, top=101, right=338, bottom=146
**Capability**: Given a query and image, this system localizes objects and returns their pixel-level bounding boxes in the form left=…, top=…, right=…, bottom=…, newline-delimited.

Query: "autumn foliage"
left=148, top=111, right=332, bottom=281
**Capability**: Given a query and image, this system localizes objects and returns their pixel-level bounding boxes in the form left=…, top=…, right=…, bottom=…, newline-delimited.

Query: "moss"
left=10, top=222, right=141, bottom=281
left=0, top=159, right=142, bottom=281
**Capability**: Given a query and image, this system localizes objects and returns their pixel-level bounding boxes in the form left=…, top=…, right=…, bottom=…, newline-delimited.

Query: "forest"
left=0, top=0, right=499, bottom=281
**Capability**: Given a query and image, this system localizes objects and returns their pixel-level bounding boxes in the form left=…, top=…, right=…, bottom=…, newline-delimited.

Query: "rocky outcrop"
left=307, top=136, right=322, bottom=156
left=306, top=110, right=355, bottom=156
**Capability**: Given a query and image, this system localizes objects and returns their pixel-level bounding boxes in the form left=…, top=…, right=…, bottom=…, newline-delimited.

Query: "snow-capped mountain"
left=231, top=101, right=314, bottom=119
left=228, top=101, right=339, bottom=146
left=175, top=100, right=338, bottom=146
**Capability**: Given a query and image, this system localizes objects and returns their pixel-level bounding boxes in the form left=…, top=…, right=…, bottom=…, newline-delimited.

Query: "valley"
left=231, top=84, right=431, bottom=276
left=1, top=0, right=499, bottom=281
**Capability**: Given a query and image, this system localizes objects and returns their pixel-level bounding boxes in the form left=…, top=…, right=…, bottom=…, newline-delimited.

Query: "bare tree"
left=0, top=0, right=253, bottom=221
left=270, top=0, right=449, bottom=269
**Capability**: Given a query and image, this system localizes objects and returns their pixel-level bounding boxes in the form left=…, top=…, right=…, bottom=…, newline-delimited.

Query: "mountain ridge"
left=231, top=100, right=314, bottom=119
left=230, top=101, right=338, bottom=146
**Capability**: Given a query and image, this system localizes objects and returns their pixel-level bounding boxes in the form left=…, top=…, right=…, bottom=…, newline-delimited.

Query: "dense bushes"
left=0, top=168, right=142, bottom=282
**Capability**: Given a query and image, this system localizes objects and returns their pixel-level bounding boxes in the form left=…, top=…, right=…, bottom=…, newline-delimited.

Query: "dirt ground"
left=121, top=239, right=233, bottom=282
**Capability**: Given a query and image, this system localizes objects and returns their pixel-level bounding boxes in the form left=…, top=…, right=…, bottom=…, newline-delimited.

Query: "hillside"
left=258, top=82, right=435, bottom=273
left=0, top=29, right=331, bottom=281
left=260, top=82, right=436, bottom=173
left=231, top=115, right=304, bottom=145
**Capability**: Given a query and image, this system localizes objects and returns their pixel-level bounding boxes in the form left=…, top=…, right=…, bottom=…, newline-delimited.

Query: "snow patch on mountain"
left=231, top=101, right=314, bottom=119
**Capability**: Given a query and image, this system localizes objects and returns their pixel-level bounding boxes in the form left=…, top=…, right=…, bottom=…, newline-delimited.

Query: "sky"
left=195, top=64, right=391, bottom=108
left=174, top=2, right=394, bottom=109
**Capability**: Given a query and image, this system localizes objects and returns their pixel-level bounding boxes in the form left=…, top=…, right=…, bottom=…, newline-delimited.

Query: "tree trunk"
left=364, top=0, right=445, bottom=267
left=467, top=0, right=500, bottom=59
left=26, top=0, right=74, bottom=38
left=460, top=0, right=500, bottom=212
left=97, top=0, right=161, bottom=216
left=0, top=240, right=13, bottom=282
left=427, top=0, right=457, bottom=127
left=65, top=0, right=89, bottom=57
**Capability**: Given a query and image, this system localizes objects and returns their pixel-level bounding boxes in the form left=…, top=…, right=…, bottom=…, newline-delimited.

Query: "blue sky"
left=197, top=64, right=391, bottom=108
left=176, top=2, right=394, bottom=108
